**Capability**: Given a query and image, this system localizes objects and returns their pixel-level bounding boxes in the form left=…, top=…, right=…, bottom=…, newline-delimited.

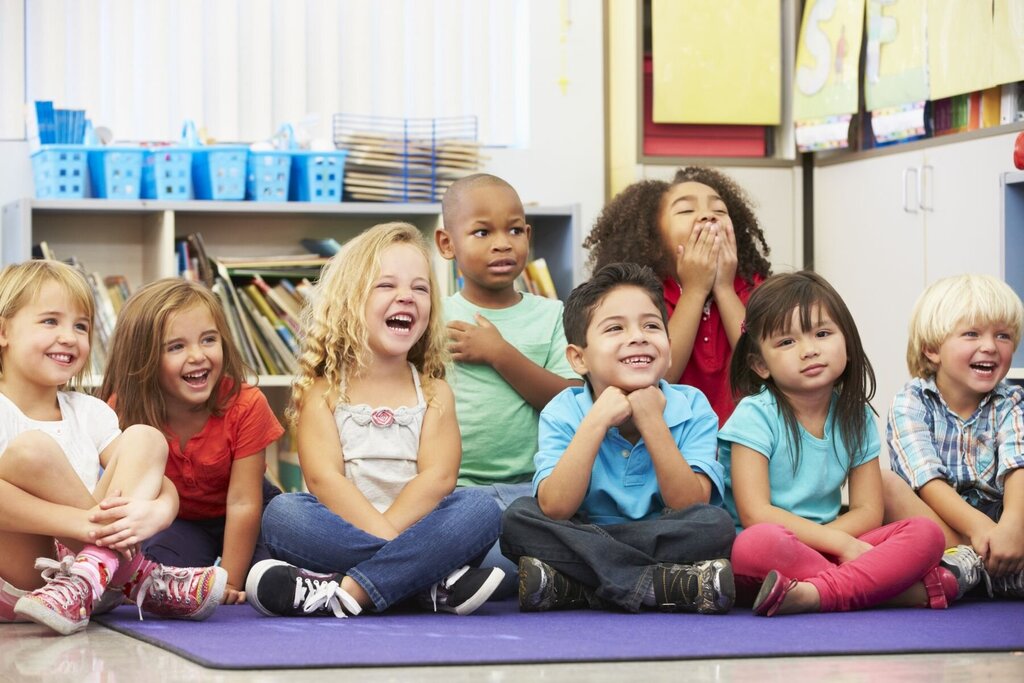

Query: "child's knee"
left=0, top=430, right=65, bottom=474
left=114, top=424, right=169, bottom=471
left=881, top=469, right=915, bottom=503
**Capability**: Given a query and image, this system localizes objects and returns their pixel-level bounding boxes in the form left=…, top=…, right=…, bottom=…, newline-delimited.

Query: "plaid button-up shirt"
left=887, top=376, right=1024, bottom=507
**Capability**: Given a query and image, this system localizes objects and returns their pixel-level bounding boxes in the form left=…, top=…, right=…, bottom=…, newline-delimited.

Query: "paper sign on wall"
left=864, top=0, right=928, bottom=111
left=927, top=0, right=994, bottom=100
left=793, top=0, right=866, bottom=120
left=994, top=0, right=1024, bottom=86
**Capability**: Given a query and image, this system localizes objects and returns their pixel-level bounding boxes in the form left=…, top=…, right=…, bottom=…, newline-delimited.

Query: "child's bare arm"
left=666, top=224, right=719, bottom=379
left=220, top=452, right=267, bottom=603
left=448, top=314, right=580, bottom=410
left=0, top=479, right=98, bottom=541
left=978, top=468, right=1024, bottom=577
left=827, top=458, right=884, bottom=537
left=629, top=386, right=711, bottom=507
left=538, top=388, right=630, bottom=519
left=383, top=380, right=460, bottom=533
left=919, top=478, right=997, bottom=549
left=711, top=222, right=745, bottom=349
left=298, top=379, right=399, bottom=541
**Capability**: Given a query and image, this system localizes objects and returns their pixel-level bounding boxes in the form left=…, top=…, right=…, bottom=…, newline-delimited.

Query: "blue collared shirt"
left=887, top=377, right=1024, bottom=507
left=533, top=381, right=724, bottom=525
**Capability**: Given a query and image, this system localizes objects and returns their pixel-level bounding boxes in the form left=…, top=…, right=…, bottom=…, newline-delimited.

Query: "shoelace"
left=427, top=566, right=469, bottom=612
left=990, top=570, right=1024, bottom=596
left=133, top=565, right=199, bottom=620
left=943, top=546, right=988, bottom=596
left=295, top=577, right=361, bottom=618
left=32, top=556, right=92, bottom=608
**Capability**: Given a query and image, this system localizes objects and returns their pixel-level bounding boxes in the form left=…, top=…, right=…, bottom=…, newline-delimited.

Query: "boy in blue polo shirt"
left=500, top=263, right=735, bottom=613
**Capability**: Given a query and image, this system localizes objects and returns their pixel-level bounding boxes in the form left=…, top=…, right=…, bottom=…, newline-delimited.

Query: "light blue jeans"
left=462, top=481, right=535, bottom=599
left=261, top=487, right=501, bottom=611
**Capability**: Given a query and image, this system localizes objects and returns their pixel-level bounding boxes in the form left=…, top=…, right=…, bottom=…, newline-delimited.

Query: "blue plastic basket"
left=192, top=146, right=247, bottom=200
left=246, top=150, right=291, bottom=201
left=88, top=147, right=145, bottom=199
left=290, top=150, right=347, bottom=202
left=31, top=145, right=89, bottom=199
left=142, top=148, right=193, bottom=200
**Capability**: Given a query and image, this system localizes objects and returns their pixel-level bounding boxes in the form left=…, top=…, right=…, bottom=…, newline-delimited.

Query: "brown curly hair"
left=585, top=167, right=772, bottom=284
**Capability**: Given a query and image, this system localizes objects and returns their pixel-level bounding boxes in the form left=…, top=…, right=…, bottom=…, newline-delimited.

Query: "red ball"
left=1016, top=131, right=1024, bottom=170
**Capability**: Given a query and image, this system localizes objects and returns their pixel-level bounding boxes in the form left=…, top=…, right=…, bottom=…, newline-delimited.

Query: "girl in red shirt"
left=101, top=279, right=283, bottom=605
left=585, top=167, right=772, bottom=425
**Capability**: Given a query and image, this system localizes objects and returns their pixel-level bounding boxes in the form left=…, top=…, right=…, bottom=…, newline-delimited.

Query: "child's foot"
left=518, top=556, right=596, bottom=612
left=127, top=563, right=227, bottom=621
left=13, top=557, right=96, bottom=635
left=422, top=566, right=505, bottom=615
left=653, top=559, right=735, bottom=614
left=922, top=565, right=959, bottom=608
left=245, top=559, right=362, bottom=618
left=990, top=570, right=1024, bottom=599
left=752, top=570, right=819, bottom=616
left=940, top=545, right=986, bottom=599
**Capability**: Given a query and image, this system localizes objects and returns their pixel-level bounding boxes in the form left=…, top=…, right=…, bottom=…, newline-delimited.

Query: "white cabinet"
left=814, top=132, right=1019, bottom=438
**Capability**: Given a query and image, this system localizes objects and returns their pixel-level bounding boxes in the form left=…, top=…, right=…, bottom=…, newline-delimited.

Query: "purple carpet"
left=94, top=599, right=1024, bottom=670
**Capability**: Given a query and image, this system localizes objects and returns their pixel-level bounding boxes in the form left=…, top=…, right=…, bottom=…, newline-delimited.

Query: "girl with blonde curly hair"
left=248, top=222, right=503, bottom=619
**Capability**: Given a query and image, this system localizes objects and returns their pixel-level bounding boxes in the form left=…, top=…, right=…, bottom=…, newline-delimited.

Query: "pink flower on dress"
left=371, top=409, right=395, bottom=428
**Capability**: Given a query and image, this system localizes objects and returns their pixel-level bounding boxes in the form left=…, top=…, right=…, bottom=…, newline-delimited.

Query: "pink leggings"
left=731, top=518, right=945, bottom=612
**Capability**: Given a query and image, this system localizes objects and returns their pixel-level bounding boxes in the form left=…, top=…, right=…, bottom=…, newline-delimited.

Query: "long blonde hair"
left=99, top=278, right=249, bottom=431
left=289, top=222, right=448, bottom=422
left=0, top=260, right=96, bottom=390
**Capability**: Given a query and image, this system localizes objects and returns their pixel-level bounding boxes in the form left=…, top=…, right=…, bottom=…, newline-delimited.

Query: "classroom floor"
left=3, top=621, right=1023, bottom=683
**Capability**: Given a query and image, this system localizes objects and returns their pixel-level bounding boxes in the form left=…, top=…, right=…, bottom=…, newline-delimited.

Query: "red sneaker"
left=13, top=557, right=96, bottom=635
left=129, top=564, right=227, bottom=621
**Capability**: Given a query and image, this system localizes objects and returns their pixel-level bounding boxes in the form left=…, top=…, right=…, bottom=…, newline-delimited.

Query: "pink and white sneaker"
left=13, top=557, right=96, bottom=635
left=127, top=563, right=227, bottom=621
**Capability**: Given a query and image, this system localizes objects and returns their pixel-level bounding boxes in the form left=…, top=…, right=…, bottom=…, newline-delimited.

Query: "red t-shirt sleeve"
left=228, top=385, right=285, bottom=460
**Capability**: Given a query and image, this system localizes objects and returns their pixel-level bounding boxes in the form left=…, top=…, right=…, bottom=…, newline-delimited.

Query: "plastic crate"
left=142, top=148, right=193, bottom=200
left=246, top=150, right=291, bottom=201
left=192, top=146, right=248, bottom=200
left=31, top=146, right=89, bottom=199
left=88, top=147, right=145, bottom=199
left=290, top=150, right=347, bottom=202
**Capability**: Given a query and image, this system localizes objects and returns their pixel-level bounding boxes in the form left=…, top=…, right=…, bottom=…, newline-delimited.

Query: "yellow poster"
left=864, top=0, right=928, bottom=110
left=794, top=0, right=866, bottom=120
left=927, top=0, right=995, bottom=100
left=994, top=0, right=1024, bottom=85
left=651, top=0, right=780, bottom=125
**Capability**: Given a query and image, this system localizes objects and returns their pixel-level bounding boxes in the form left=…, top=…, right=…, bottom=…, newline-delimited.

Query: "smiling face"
left=927, top=320, right=1015, bottom=418
left=436, top=182, right=530, bottom=306
left=158, top=303, right=224, bottom=414
left=753, top=303, right=848, bottom=402
left=365, top=242, right=432, bottom=361
left=0, top=280, right=91, bottom=391
left=657, top=181, right=733, bottom=262
left=567, top=285, right=671, bottom=397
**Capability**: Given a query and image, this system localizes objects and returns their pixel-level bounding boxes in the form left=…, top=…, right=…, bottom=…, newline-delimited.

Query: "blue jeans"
left=461, top=482, right=534, bottom=599
left=262, top=487, right=501, bottom=611
left=500, top=497, right=735, bottom=612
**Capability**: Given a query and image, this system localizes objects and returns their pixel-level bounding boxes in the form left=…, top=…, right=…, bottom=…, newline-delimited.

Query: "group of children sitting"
left=1, top=169, right=1020, bottom=637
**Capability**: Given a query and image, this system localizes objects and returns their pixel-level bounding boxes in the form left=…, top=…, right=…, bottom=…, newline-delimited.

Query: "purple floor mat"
left=94, top=599, right=1024, bottom=670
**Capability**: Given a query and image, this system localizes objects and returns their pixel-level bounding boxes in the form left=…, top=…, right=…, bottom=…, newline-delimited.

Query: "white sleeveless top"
left=334, top=363, right=426, bottom=512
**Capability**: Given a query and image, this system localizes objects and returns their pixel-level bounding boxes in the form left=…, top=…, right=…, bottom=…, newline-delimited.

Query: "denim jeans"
left=460, top=482, right=534, bottom=600
left=143, top=478, right=281, bottom=574
left=500, top=497, right=735, bottom=612
left=262, top=487, right=501, bottom=611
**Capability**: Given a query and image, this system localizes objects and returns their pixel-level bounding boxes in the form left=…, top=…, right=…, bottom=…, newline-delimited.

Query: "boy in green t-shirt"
left=436, top=174, right=581, bottom=596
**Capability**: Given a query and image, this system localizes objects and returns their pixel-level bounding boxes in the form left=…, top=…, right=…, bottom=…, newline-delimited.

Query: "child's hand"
left=447, top=314, right=506, bottom=365
left=675, top=221, right=719, bottom=296
left=627, top=385, right=667, bottom=431
left=837, top=536, right=873, bottom=564
left=89, top=495, right=173, bottom=551
left=713, top=220, right=738, bottom=296
left=223, top=583, right=246, bottom=605
left=590, top=386, right=633, bottom=431
left=977, top=522, right=1024, bottom=577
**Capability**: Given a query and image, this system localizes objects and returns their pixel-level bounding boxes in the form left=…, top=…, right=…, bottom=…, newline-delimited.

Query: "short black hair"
left=563, top=262, right=668, bottom=347
left=440, top=173, right=518, bottom=229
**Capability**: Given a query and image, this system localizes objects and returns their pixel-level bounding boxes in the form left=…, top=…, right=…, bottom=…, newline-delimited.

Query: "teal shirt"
left=717, top=389, right=879, bottom=531
left=444, top=292, right=577, bottom=486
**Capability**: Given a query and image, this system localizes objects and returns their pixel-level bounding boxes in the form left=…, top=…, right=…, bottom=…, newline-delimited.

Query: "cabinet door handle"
left=919, top=164, right=934, bottom=211
left=903, top=167, right=919, bottom=213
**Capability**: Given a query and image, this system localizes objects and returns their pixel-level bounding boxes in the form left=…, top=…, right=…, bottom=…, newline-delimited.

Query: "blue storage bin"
left=88, top=147, right=145, bottom=199
left=142, top=148, right=193, bottom=200
left=290, top=150, right=347, bottom=202
left=246, top=150, right=291, bottom=201
left=31, top=146, right=89, bottom=199
left=192, top=146, right=247, bottom=200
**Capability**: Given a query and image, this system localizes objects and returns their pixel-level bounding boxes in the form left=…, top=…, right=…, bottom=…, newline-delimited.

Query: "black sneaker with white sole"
left=422, top=566, right=505, bottom=615
left=246, top=559, right=362, bottom=618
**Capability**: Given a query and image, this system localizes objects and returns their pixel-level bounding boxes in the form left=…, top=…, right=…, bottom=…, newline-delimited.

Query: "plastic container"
left=246, top=150, right=292, bottom=201
left=88, top=147, right=145, bottom=199
left=180, top=122, right=247, bottom=200
left=30, top=145, right=90, bottom=199
left=142, top=147, right=193, bottom=200
left=290, top=150, right=347, bottom=202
